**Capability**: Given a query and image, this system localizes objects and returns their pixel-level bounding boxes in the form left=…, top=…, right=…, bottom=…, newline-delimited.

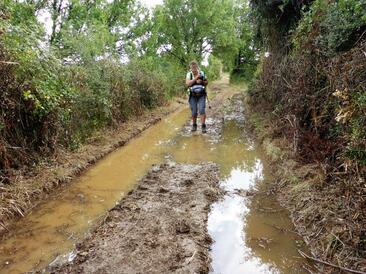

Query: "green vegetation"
left=0, top=0, right=256, bottom=170
left=1, top=0, right=366, bottom=269
left=249, top=0, right=366, bottom=166
left=247, top=0, right=366, bottom=270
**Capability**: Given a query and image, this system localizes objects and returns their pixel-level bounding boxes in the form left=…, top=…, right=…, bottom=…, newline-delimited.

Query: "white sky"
left=141, top=0, right=163, bottom=8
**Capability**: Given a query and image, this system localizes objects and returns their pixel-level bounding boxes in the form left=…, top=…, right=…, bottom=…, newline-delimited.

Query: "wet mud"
left=49, top=162, right=222, bottom=274
left=47, top=77, right=232, bottom=274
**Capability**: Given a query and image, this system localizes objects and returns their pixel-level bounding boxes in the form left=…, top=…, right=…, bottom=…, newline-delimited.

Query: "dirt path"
left=0, top=74, right=249, bottom=274
left=0, top=75, right=315, bottom=273
left=43, top=76, right=237, bottom=273
left=50, top=162, right=221, bottom=274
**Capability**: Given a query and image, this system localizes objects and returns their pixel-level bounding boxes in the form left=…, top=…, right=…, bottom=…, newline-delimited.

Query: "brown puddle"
left=0, top=104, right=312, bottom=273
left=0, top=109, right=189, bottom=274
left=171, top=120, right=312, bottom=273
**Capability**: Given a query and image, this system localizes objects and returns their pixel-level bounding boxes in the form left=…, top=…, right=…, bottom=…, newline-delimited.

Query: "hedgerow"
left=0, top=2, right=184, bottom=171
left=248, top=0, right=366, bottom=270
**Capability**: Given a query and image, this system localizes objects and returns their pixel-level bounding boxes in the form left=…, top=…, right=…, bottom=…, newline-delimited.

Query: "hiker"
left=186, top=60, right=209, bottom=133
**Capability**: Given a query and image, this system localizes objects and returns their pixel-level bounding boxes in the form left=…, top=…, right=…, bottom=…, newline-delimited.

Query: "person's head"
left=190, top=60, right=199, bottom=74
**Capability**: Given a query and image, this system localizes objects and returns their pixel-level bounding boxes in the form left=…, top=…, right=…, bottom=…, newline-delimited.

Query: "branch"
left=298, top=250, right=366, bottom=274
left=161, top=45, right=186, bottom=65
left=0, top=61, right=19, bottom=65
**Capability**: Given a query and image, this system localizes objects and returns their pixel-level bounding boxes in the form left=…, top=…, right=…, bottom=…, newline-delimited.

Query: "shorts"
left=189, top=94, right=206, bottom=117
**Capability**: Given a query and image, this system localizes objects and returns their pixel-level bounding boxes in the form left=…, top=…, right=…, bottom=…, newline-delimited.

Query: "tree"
left=231, top=0, right=259, bottom=79
left=39, top=0, right=135, bottom=61
left=150, top=0, right=239, bottom=66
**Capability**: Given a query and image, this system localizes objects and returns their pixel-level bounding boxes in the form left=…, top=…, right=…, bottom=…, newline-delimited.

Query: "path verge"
left=0, top=100, right=184, bottom=238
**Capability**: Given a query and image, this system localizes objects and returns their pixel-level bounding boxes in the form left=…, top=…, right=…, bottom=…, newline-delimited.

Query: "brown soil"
left=49, top=162, right=222, bottom=274
left=0, top=100, right=185, bottom=238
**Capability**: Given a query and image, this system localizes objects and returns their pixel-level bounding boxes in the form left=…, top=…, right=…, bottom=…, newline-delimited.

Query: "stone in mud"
left=137, top=185, right=149, bottom=191
left=158, top=187, right=169, bottom=193
left=175, top=220, right=191, bottom=234
left=182, top=179, right=194, bottom=186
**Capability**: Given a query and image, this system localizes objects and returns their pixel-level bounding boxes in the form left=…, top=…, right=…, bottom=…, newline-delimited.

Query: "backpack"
left=189, top=71, right=206, bottom=97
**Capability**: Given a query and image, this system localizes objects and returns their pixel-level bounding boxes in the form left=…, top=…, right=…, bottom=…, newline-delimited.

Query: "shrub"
left=0, top=4, right=184, bottom=170
left=205, top=55, right=222, bottom=81
left=249, top=0, right=366, bottom=167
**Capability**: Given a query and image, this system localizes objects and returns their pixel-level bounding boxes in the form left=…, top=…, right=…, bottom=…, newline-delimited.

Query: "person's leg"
left=200, top=114, right=206, bottom=125
left=198, top=95, right=207, bottom=133
left=189, top=96, right=198, bottom=131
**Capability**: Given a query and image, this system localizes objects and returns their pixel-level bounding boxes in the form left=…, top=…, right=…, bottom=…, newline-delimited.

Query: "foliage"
left=230, top=1, right=259, bottom=82
left=249, top=0, right=308, bottom=52
left=293, top=0, right=366, bottom=55
left=248, top=0, right=366, bottom=167
left=151, top=0, right=239, bottom=67
left=0, top=0, right=260, bottom=171
left=205, top=55, right=222, bottom=81
left=0, top=0, right=175, bottom=170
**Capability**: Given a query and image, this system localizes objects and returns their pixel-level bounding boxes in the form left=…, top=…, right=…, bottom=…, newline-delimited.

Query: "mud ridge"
left=49, top=162, right=222, bottom=274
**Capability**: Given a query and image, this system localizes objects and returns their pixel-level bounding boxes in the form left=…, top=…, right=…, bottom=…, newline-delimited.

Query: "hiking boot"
left=191, top=124, right=197, bottom=132
left=201, top=124, right=207, bottom=133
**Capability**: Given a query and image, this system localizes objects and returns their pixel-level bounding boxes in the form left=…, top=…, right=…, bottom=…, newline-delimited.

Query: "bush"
left=249, top=0, right=366, bottom=167
left=0, top=4, right=184, bottom=170
left=205, top=55, right=222, bottom=81
left=293, top=0, right=366, bottom=55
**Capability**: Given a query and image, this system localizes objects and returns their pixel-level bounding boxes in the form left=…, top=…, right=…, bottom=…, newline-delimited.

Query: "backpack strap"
left=201, top=71, right=207, bottom=93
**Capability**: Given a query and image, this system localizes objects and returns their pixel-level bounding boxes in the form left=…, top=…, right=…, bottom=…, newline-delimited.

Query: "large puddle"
left=171, top=119, right=311, bottom=273
left=0, top=108, right=189, bottom=274
left=0, top=99, right=311, bottom=273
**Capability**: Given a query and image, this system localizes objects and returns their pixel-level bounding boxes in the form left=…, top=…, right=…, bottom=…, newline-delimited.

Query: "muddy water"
left=0, top=101, right=310, bottom=273
left=172, top=120, right=311, bottom=273
left=0, top=109, right=189, bottom=274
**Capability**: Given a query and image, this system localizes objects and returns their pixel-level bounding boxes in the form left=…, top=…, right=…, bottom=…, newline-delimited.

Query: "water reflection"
left=244, top=185, right=309, bottom=274
left=173, top=120, right=308, bottom=274
left=172, top=120, right=259, bottom=182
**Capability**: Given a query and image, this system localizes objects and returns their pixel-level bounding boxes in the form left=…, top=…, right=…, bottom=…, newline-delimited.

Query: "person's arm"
left=186, top=74, right=200, bottom=87
left=197, top=76, right=208, bottom=86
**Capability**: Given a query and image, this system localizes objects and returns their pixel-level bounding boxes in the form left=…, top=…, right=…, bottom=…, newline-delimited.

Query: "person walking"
left=186, top=60, right=208, bottom=133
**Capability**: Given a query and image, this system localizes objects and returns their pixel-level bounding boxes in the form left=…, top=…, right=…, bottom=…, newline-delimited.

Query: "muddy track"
left=0, top=75, right=233, bottom=240
left=1, top=77, right=314, bottom=273
left=47, top=77, right=239, bottom=273
left=0, top=101, right=185, bottom=238
left=49, top=162, right=222, bottom=274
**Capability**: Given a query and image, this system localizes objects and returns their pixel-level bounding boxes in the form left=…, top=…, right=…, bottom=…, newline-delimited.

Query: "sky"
left=142, top=0, right=163, bottom=8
